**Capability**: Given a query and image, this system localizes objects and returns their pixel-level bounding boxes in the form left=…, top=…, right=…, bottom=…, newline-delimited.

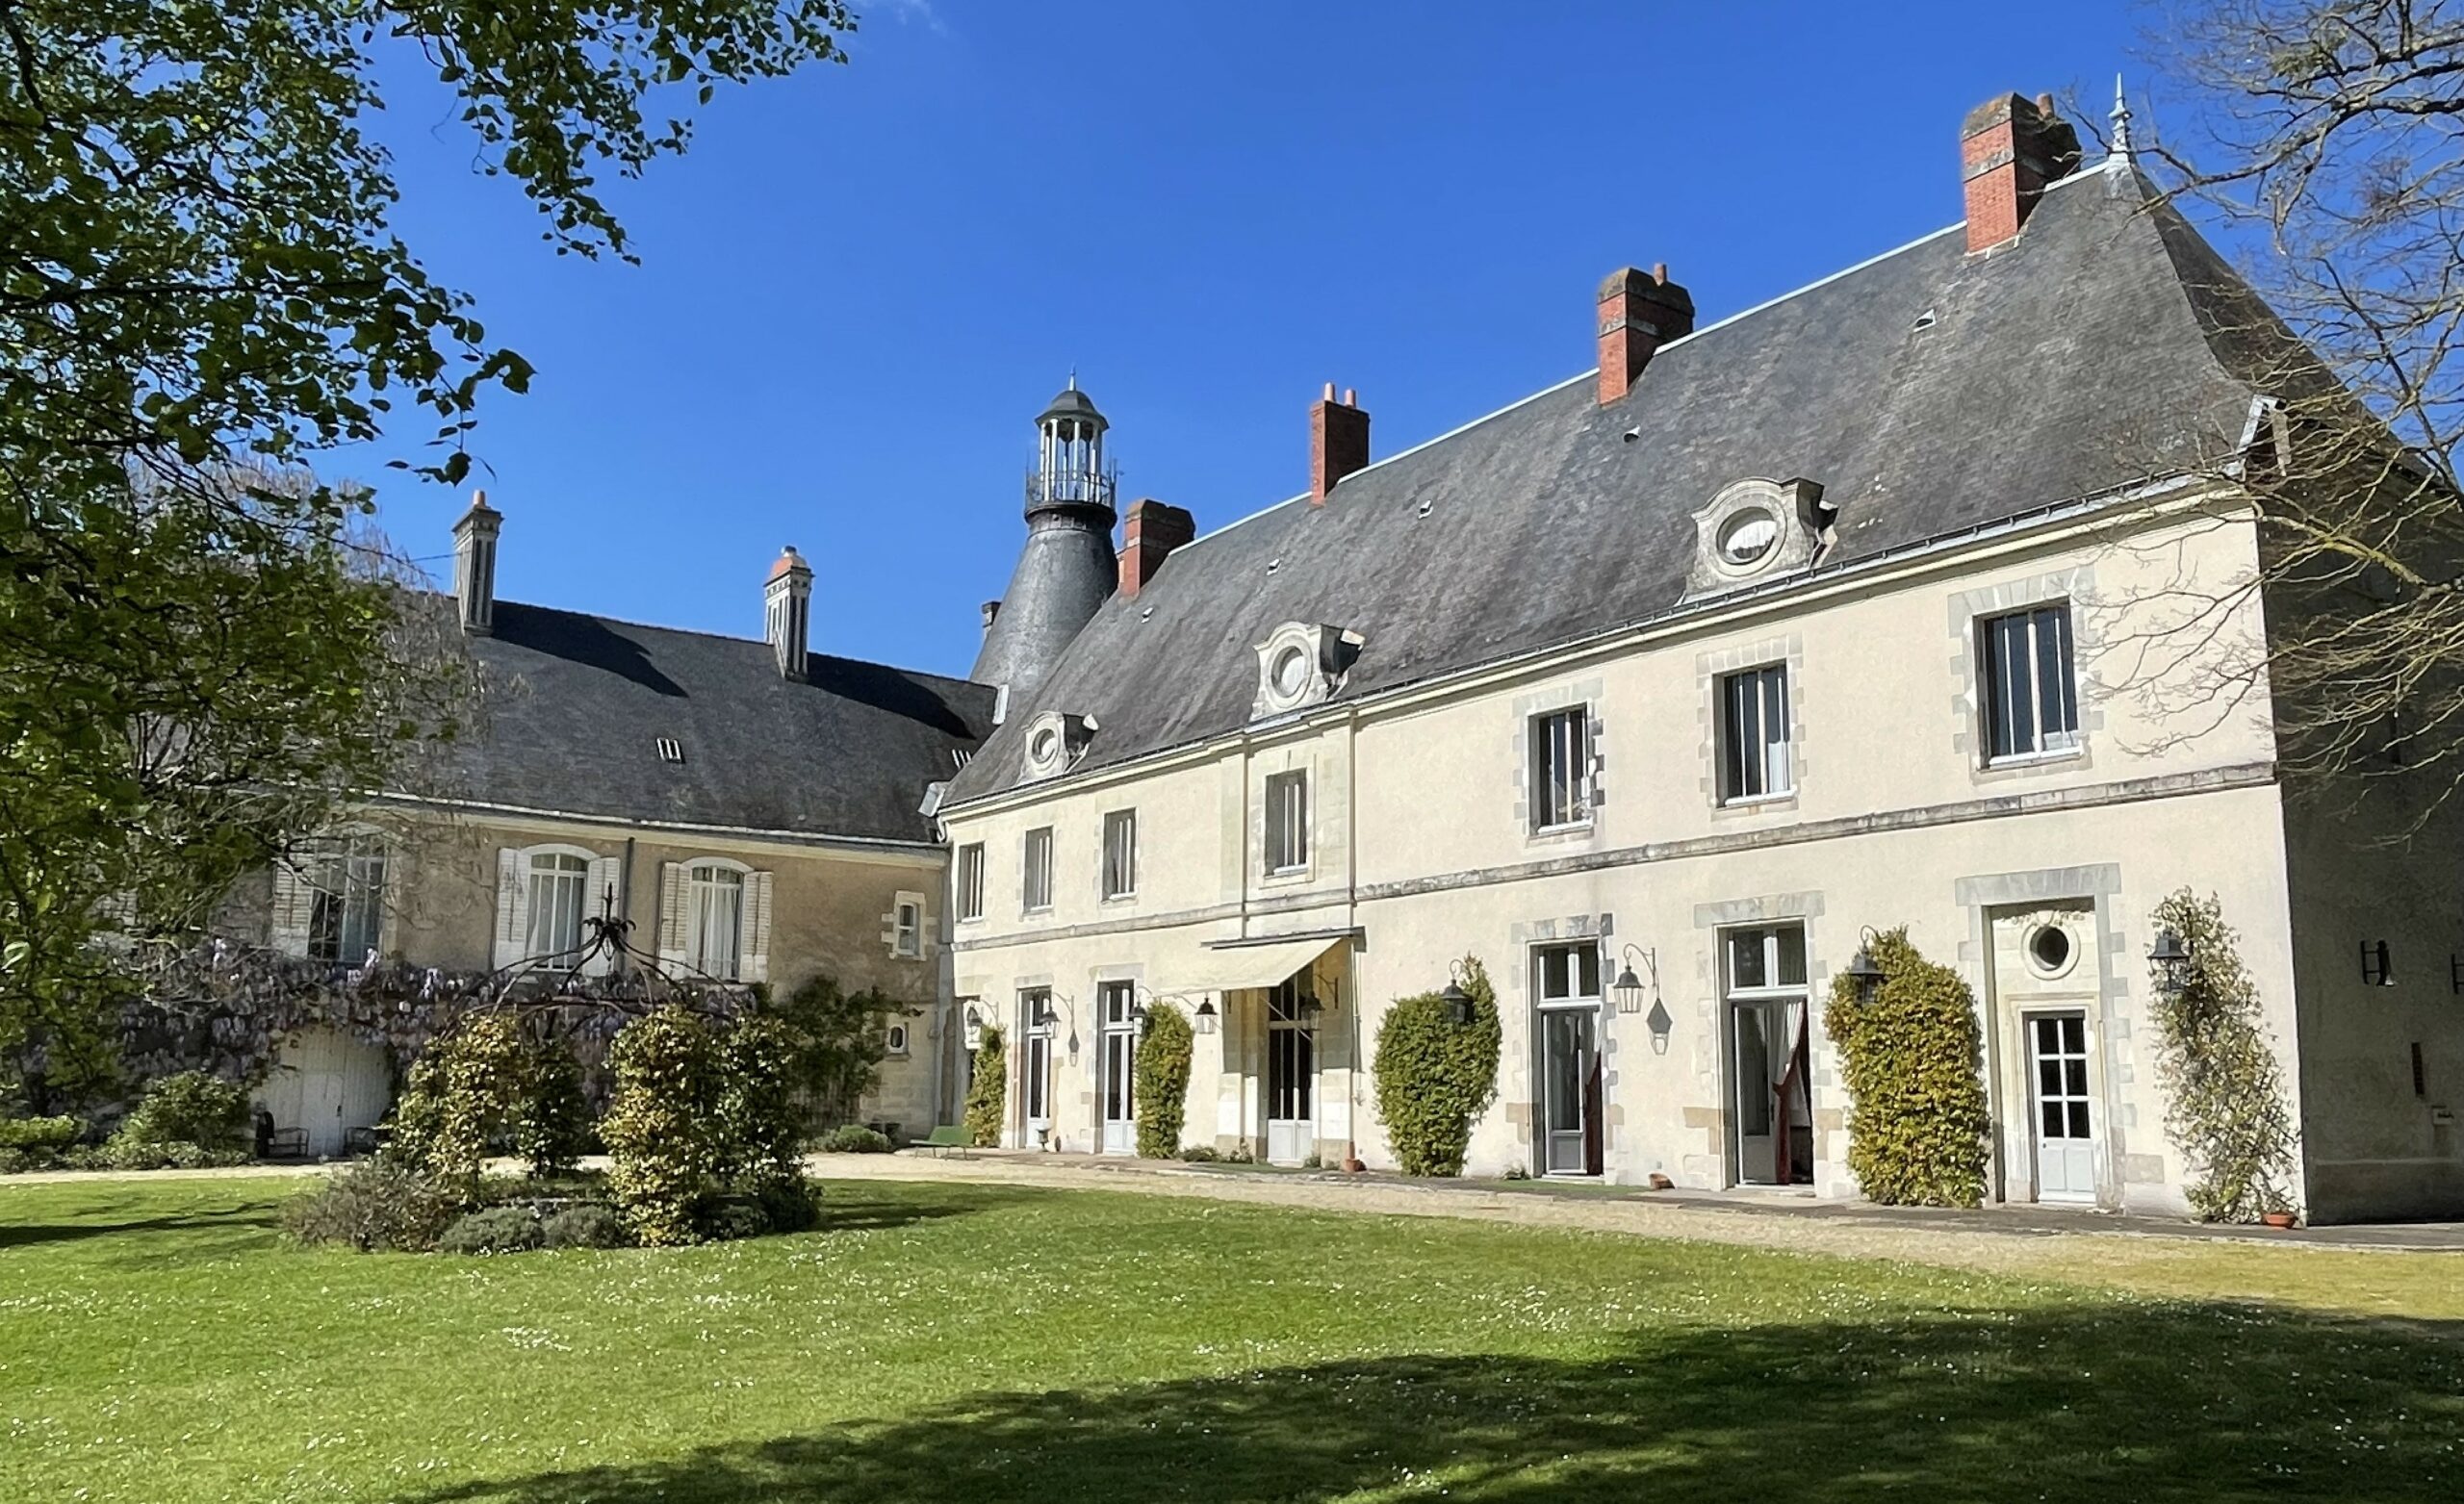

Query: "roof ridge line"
left=1179, top=218, right=1972, bottom=553
left=482, top=592, right=988, bottom=691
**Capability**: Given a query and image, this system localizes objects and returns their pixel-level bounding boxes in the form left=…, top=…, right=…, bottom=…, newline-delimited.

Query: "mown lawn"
left=1, top=1177, right=2459, bottom=1502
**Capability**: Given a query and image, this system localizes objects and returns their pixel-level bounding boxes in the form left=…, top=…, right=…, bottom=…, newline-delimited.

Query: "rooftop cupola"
left=971, top=378, right=1123, bottom=704
left=452, top=489, right=501, bottom=635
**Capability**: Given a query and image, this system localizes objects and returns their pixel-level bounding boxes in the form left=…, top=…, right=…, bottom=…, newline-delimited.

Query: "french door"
left=2029, top=1011, right=2097, bottom=1202
left=1534, top=941, right=1604, bottom=1176
left=1266, top=980, right=1316, bottom=1164
left=1020, top=991, right=1053, bottom=1147
left=1726, top=926, right=1812, bottom=1186
left=1099, top=982, right=1137, bottom=1154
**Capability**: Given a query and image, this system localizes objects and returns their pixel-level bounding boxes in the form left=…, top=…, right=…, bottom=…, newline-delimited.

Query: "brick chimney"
left=764, top=545, right=812, bottom=679
left=451, top=489, right=501, bottom=635
left=1962, top=92, right=2083, bottom=253
left=1117, top=498, right=1196, bottom=599
left=1310, top=385, right=1370, bottom=504
left=1596, top=265, right=1695, bottom=406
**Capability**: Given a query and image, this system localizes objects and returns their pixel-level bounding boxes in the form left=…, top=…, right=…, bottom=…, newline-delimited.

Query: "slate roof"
left=432, top=599, right=996, bottom=844
left=945, top=166, right=2279, bottom=806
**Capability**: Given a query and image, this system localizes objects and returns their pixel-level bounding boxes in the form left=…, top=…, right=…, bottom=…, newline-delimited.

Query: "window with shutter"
left=743, top=870, right=775, bottom=982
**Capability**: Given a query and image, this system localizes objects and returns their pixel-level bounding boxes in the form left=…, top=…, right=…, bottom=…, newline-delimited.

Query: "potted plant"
left=2258, top=1183, right=2297, bottom=1229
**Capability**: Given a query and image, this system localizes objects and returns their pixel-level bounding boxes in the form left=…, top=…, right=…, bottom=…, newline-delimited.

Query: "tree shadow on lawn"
left=0, top=1203, right=282, bottom=1255
left=398, top=1299, right=2464, bottom=1503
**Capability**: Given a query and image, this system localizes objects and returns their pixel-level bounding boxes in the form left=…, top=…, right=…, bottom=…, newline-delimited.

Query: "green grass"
left=2, top=1177, right=2460, bottom=1502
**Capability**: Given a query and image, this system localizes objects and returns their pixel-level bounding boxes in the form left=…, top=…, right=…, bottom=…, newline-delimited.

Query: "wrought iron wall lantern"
left=2362, top=939, right=2394, bottom=987
left=2147, top=928, right=2191, bottom=998
left=1842, top=928, right=1887, bottom=1004
left=1438, top=961, right=1477, bottom=1027
left=1194, top=1000, right=1219, bottom=1035
left=1610, top=944, right=1658, bottom=1016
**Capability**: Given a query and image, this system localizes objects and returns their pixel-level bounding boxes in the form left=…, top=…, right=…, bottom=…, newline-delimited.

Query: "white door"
left=1099, top=983, right=1137, bottom=1154
left=1266, top=981, right=1315, bottom=1165
left=1024, top=1029, right=1052, bottom=1146
left=2030, top=1011, right=2098, bottom=1202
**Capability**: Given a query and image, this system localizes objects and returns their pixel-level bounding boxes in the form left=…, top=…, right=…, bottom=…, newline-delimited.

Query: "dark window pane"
left=2067, top=1101, right=2092, bottom=1138
left=2066, top=1058, right=2089, bottom=1096
left=2042, top=1102, right=2065, bottom=1135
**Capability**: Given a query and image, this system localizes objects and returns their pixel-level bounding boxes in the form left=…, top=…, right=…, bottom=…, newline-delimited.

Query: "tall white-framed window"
left=1022, top=827, right=1055, bottom=912
left=1719, top=664, right=1792, bottom=803
left=955, top=842, right=986, bottom=922
left=1724, top=922, right=1813, bottom=1187
left=305, top=833, right=387, bottom=964
left=1532, top=939, right=1604, bottom=1177
left=1980, top=602, right=2079, bottom=763
left=1265, top=770, right=1309, bottom=875
left=892, top=897, right=923, bottom=958
left=686, top=862, right=745, bottom=981
left=526, top=851, right=592, bottom=969
left=1101, top=809, right=1137, bottom=900
left=1528, top=706, right=1593, bottom=830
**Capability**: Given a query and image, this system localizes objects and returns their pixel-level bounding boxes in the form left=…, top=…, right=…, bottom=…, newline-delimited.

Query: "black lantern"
left=1842, top=933, right=1886, bottom=1004
left=2148, top=929, right=2191, bottom=997
left=1194, top=1000, right=1219, bottom=1035
left=1611, top=945, right=1656, bottom=1015
left=1438, top=978, right=1476, bottom=1027
left=1296, top=990, right=1324, bottom=1022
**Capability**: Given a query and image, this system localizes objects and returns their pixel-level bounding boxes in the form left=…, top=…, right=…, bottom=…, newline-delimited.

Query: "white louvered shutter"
left=376, top=838, right=407, bottom=962
left=493, top=848, right=528, bottom=970
left=583, top=854, right=624, bottom=976
left=269, top=854, right=315, bottom=957
left=743, top=870, right=775, bottom=983
left=656, top=862, right=690, bottom=971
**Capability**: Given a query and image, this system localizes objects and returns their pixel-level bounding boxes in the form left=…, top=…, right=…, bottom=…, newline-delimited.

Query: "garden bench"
left=264, top=1126, right=310, bottom=1160
left=918, top=1125, right=973, bottom=1160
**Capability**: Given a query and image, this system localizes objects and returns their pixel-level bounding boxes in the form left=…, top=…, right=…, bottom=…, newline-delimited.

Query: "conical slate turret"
left=970, top=379, right=1119, bottom=704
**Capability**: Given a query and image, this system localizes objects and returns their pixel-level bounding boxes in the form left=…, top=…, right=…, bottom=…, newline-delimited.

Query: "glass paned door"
left=2029, top=1011, right=2097, bottom=1202
left=1266, top=980, right=1316, bottom=1165
left=1019, top=990, right=1053, bottom=1147
left=1541, top=1008, right=1599, bottom=1175
left=1099, top=983, right=1137, bottom=1154
left=1726, top=926, right=1812, bottom=1185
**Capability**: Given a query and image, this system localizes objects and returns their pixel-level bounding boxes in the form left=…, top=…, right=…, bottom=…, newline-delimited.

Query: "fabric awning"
left=1168, top=935, right=1344, bottom=996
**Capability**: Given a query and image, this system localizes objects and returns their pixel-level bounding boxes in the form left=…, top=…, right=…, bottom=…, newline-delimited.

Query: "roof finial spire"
left=2108, top=72, right=2135, bottom=166
left=1066, top=366, right=1077, bottom=392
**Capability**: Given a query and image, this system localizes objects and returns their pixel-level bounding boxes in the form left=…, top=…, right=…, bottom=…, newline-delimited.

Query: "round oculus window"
left=1029, top=727, right=1059, bottom=765
left=1716, top=507, right=1781, bottom=568
left=2026, top=923, right=2075, bottom=978
left=1270, top=645, right=1312, bottom=699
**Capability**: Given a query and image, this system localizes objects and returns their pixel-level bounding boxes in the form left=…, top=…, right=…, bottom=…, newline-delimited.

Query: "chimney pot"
left=1595, top=264, right=1696, bottom=406
left=1310, top=387, right=1371, bottom=505
left=1961, top=91, right=2083, bottom=253
left=1118, top=497, right=1197, bottom=599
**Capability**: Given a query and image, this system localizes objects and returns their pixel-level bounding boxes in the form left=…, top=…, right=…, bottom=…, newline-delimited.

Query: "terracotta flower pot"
left=2261, top=1211, right=2297, bottom=1229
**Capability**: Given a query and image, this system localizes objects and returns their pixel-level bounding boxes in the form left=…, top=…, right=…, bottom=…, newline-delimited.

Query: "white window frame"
left=1718, top=663, right=1793, bottom=803
left=525, top=848, right=596, bottom=971
left=1528, top=706, right=1593, bottom=831
left=305, top=831, right=388, bottom=965
left=1979, top=602, right=2081, bottom=765
left=685, top=860, right=748, bottom=981
left=1264, top=770, right=1310, bottom=876
left=1101, top=808, right=1138, bottom=900
left=1022, top=827, right=1055, bottom=913
left=892, top=897, right=923, bottom=958
left=955, top=842, right=986, bottom=922
left=886, top=1021, right=911, bottom=1057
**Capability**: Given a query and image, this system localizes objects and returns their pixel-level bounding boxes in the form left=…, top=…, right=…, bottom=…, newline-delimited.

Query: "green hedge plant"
left=101, top=1071, right=250, bottom=1168
left=817, top=1124, right=893, bottom=1154
left=1824, top=928, right=1990, bottom=1207
left=963, top=1024, right=1006, bottom=1148
left=1134, top=1003, right=1194, bottom=1158
left=283, top=1159, right=459, bottom=1252
left=600, top=1008, right=721, bottom=1247
left=2147, top=890, right=2297, bottom=1222
left=1373, top=956, right=1501, bottom=1177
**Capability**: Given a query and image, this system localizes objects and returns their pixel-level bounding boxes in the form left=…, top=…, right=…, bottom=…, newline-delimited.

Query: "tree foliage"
left=768, top=973, right=903, bottom=1130
left=1373, top=956, right=1501, bottom=1177
left=0, top=0, right=854, bottom=1092
left=1134, top=1003, right=1194, bottom=1159
left=963, top=1025, right=1006, bottom=1149
left=1823, top=929, right=1990, bottom=1208
left=2129, top=1, right=2464, bottom=817
left=387, top=1011, right=530, bottom=1191
left=599, top=1007, right=720, bottom=1247
left=2145, top=890, right=2298, bottom=1220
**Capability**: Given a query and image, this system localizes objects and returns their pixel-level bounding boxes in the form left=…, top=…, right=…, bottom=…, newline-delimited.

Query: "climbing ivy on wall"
left=1134, top=1003, right=1194, bottom=1158
left=963, top=1024, right=1007, bottom=1148
left=2146, top=889, right=2297, bottom=1222
left=1823, top=928, right=1991, bottom=1208
left=1372, top=956, right=1501, bottom=1177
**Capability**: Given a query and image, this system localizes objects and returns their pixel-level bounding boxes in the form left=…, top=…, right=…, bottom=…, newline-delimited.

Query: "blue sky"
left=355, top=1, right=2156, bottom=678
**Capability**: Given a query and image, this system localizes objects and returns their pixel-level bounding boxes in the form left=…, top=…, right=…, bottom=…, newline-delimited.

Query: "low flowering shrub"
left=437, top=1205, right=547, bottom=1255
left=0, top=1115, right=84, bottom=1171
left=101, top=1072, right=250, bottom=1168
left=284, top=1160, right=459, bottom=1252
left=817, top=1124, right=893, bottom=1154
left=542, top=1203, right=630, bottom=1249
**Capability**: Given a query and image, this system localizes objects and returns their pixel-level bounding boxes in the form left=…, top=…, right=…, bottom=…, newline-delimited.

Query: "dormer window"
left=1019, top=709, right=1095, bottom=781
left=1685, top=477, right=1829, bottom=597
left=1252, top=621, right=1359, bottom=721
